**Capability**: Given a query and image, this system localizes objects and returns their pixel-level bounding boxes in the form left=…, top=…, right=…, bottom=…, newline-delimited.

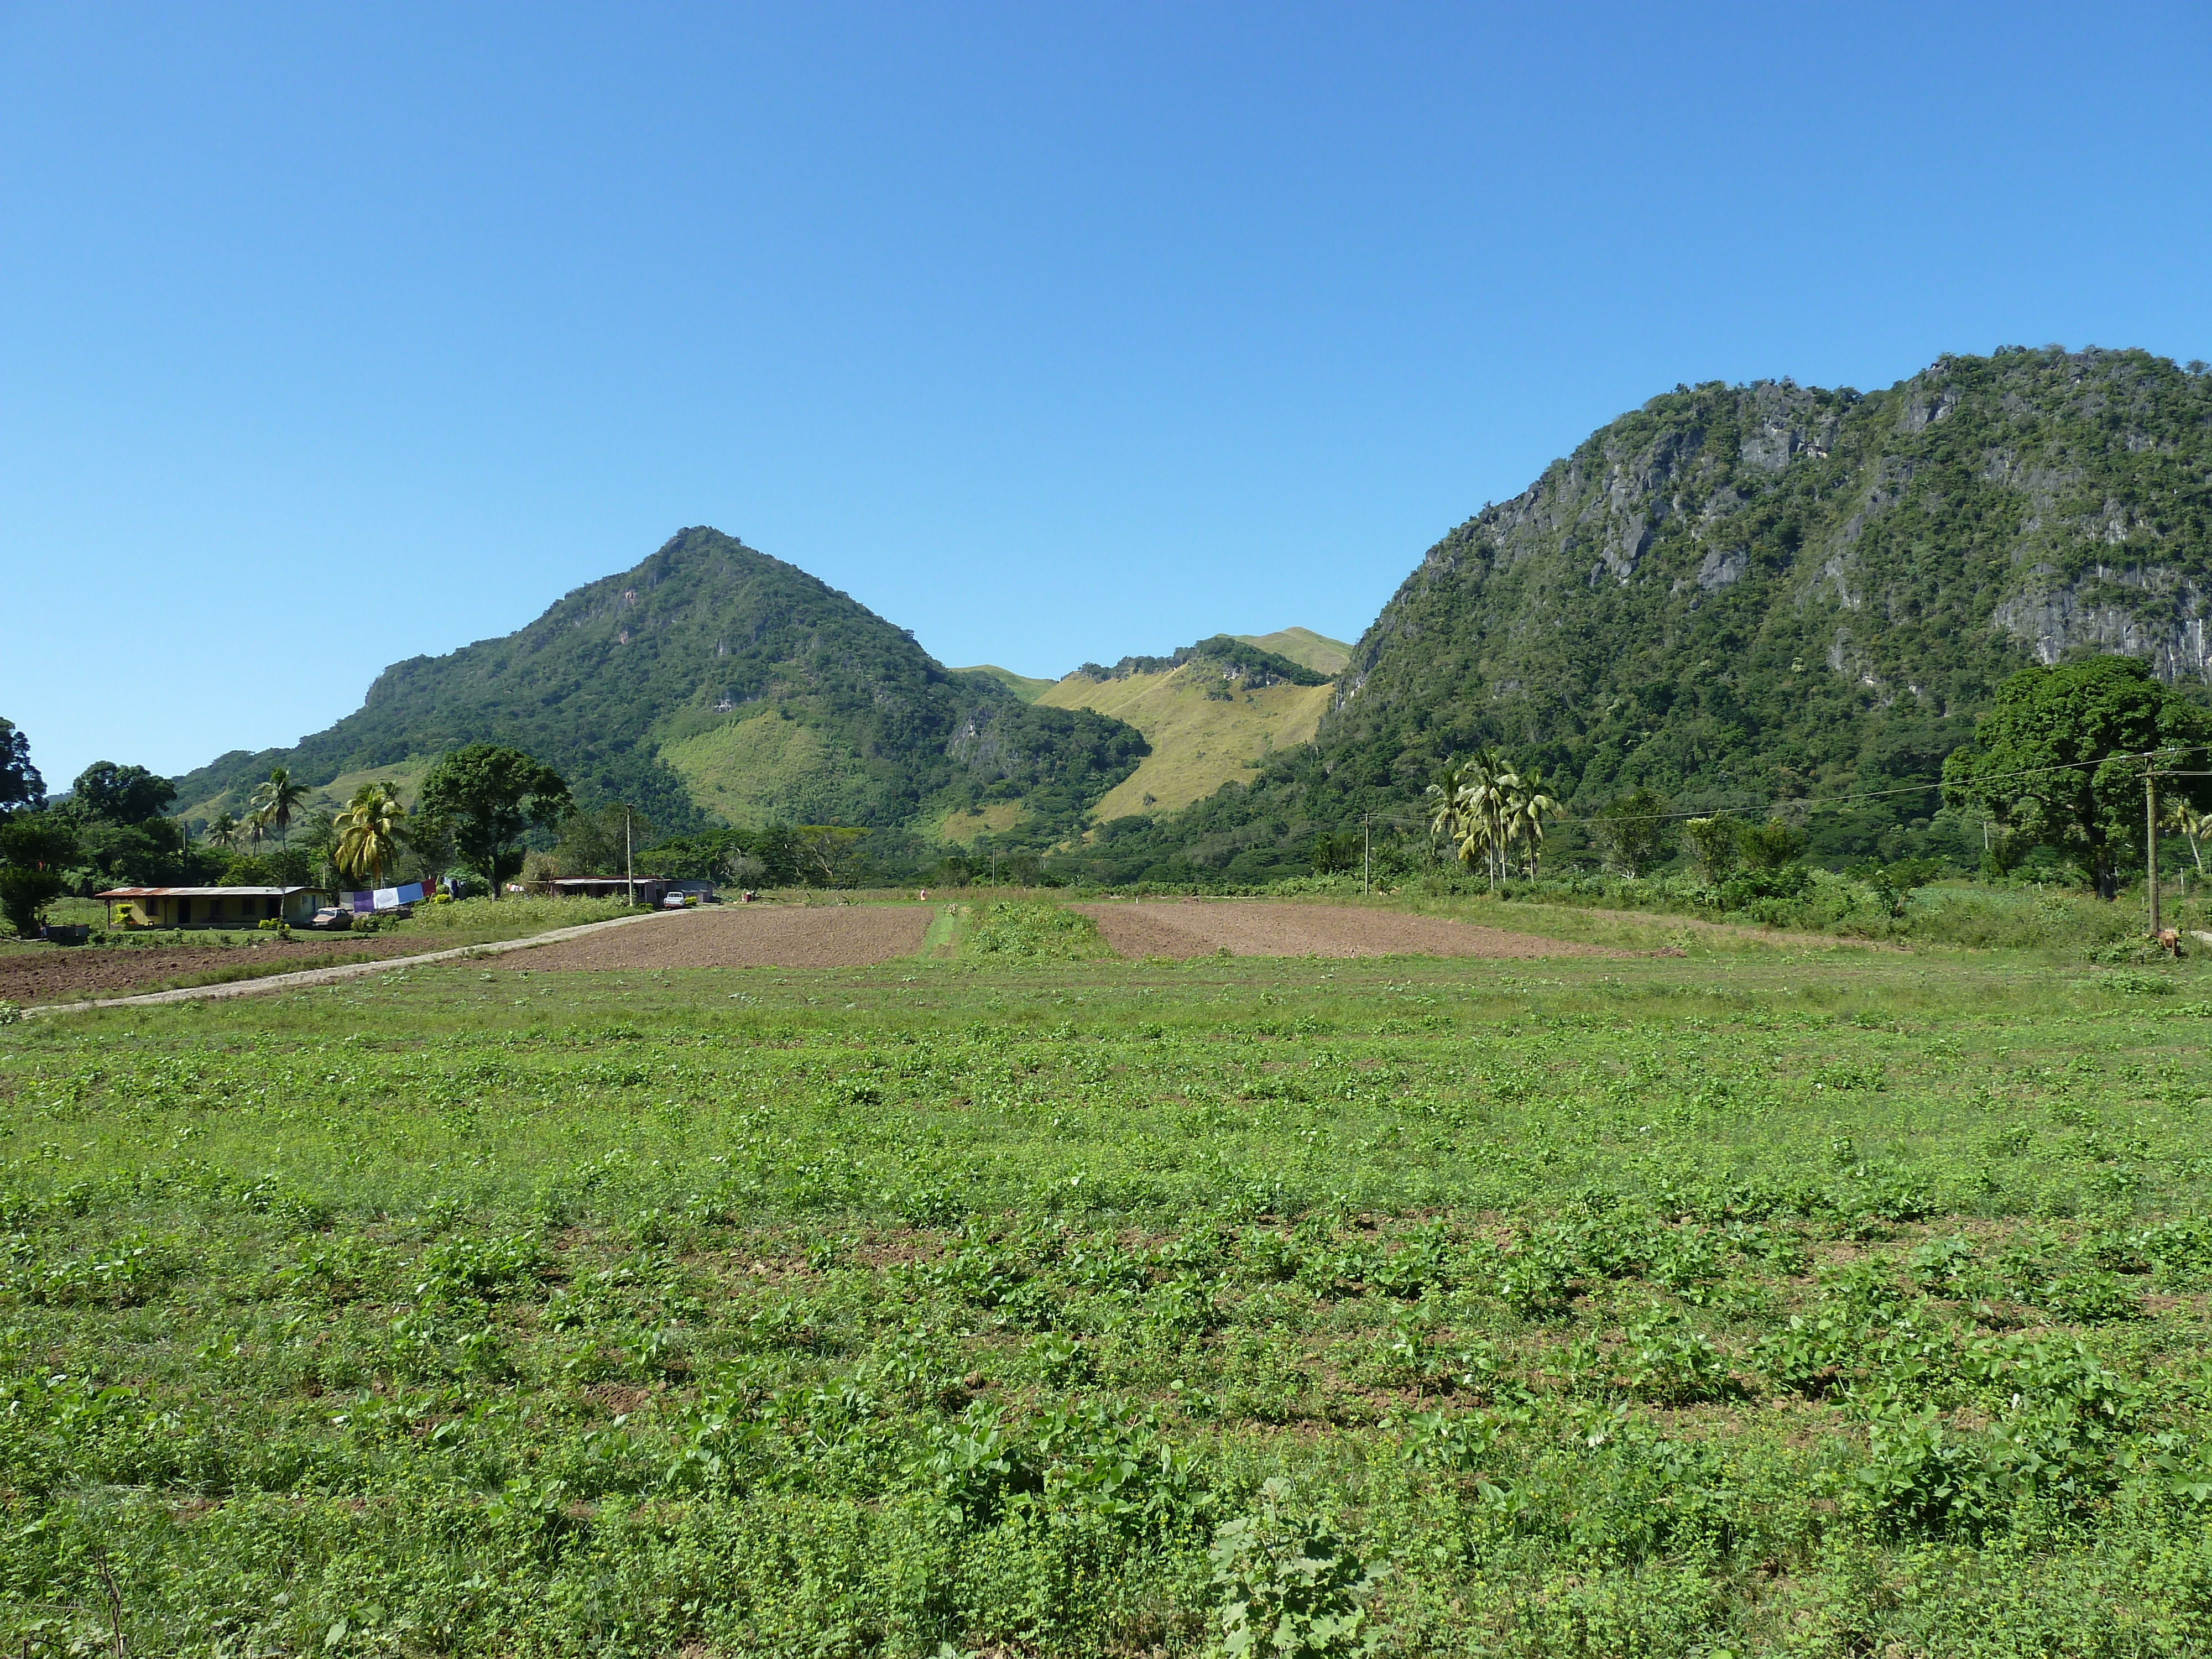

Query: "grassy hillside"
left=655, top=708, right=881, bottom=826
left=1233, top=626, right=1353, bottom=675
left=169, top=528, right=1147, bottom=839
left=950, top=665, right=1056, bottom=702
left=932, top=799, right=1026, bottom=844
left=178, top=758, right=436, bottom=829
left=1037, top=665, right=1334, bottom=818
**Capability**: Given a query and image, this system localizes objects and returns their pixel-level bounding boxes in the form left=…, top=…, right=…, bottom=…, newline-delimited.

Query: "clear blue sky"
left=4, top=3, right=2208, bottom=788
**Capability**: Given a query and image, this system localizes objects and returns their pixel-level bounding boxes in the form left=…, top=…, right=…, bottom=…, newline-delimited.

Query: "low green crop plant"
left=965, top=899, right=1114, bottom=959
left=1209, top=1479, right=1386, bottom=1658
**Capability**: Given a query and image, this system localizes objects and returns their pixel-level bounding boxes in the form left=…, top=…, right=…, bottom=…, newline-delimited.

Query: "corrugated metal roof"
left=96, top=886, right=322, bottom=898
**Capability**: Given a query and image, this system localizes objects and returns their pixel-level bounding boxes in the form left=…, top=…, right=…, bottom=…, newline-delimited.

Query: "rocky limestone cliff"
left=1322, top=347, right=2212, bottom=811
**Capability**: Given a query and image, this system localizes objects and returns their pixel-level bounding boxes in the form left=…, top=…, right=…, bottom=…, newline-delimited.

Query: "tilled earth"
left=1074, top=898, right=1622, bottom=960
left=0, top=935, right=434, bottom=1006
left=496, top=904, right=932, bottom=972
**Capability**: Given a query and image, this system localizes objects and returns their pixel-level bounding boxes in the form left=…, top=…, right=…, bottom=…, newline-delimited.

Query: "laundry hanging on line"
left=343, top=881, right=426, bottom=914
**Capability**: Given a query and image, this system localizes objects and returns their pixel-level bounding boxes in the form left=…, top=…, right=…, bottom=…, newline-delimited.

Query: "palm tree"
left=2166, top=800, right=2210, bottom=874
left=242, top=809, right=269, bottom=861
left=249, top=766, right=311, bottom=848
left=1425, top=766, right=1468, bottom=863
left=1430, top=758, right=1480, bottom=874
left=1454, top=749, right=1521, bottom=885
left=334, top=782, right=408, bottom=887
left=1506, top=765, right=1565, bottom=878
left=205, top=812, right=241, bottom=854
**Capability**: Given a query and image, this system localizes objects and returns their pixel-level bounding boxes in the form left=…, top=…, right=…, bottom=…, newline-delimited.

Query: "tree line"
left=0, top=719, right=934, bottom=938
left=0, top=732, right=577, bottom=935
left=1389, top=657, right=2212, bottom=898
left=8, top=653, right=2209, bottom=937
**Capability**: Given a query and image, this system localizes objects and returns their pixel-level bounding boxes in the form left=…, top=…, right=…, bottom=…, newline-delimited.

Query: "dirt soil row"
left=497, top=904, right=933, bottom=972
left=495, top=898, right=1614, bottom=973
left=1, top=935, right=436, bottom=1006
left=1076, top=899, right=1623, bottom=960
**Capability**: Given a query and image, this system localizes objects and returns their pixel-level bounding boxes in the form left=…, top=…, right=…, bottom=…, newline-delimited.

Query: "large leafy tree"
left=1941, top=656, right=2212, bottom=898
left=0, top=718, right=44, bottom=816
left=0, top=813, right=77, bottom=937
left=418, top=745, right=571, bottom=899
left=551, top=802, right=655, bottom=879
left=54, top=757, right=206, bottom=888
left=1588, top=787, right=1676, bottom=878
left=71, top=761, right=176, bottom=825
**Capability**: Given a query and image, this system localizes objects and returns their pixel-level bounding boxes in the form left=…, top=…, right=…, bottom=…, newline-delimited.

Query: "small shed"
left=98, top=886, right=330, bottom=929
left=547, top=877, right=671, bottom=905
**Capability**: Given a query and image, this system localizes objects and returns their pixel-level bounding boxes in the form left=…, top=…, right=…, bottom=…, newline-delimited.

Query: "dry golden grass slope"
left=1036, top=665, right=1335, bottom=819
left=1232, top=628, right=1353, bottom=675
left=951, top=666, right=1057, bottom=702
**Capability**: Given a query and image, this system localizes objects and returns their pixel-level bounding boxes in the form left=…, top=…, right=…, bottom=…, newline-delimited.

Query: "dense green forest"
left=1060, top=347, right=2212, bottom=886
left=171, top=529, right=1146, bottom=837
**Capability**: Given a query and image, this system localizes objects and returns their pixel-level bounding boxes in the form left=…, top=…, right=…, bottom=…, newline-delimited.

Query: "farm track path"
left=20, top=908, right=683, bottom=1019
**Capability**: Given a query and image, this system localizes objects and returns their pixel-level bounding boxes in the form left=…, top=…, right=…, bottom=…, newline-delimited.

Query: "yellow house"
left=98, top=886, right=329, bottom=929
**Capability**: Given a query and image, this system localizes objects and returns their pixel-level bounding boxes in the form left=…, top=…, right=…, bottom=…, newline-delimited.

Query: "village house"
left=97, top=886, right=330, bottom=928
left=544, top=875, right=672, bottom=905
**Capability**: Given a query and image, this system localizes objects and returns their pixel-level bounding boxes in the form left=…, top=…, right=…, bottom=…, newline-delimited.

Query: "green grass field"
left=3, top=913, right=2211, bottom=1656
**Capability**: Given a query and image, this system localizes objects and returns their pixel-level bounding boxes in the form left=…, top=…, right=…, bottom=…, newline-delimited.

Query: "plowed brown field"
left=0, top=936, right=435, bottom=1006
left=1075, top=899, right=1619, bottom=960
left=497, top=904, right=931, bottom=971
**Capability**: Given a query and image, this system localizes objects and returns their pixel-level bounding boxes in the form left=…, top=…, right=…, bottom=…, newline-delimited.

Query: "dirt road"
left=1, top=935, right=436, bottom=1007
left=497, top=903, right=931, bottom=971
left=1074, top=899, right=1619, bottom=960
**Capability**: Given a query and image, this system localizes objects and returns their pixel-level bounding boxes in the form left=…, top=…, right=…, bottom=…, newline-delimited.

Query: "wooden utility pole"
left=1362, top=813, right=1371, bottom=896
left=626, top=810, right=635, bottom=907
left=2147, top=765, right=2161, bottom=936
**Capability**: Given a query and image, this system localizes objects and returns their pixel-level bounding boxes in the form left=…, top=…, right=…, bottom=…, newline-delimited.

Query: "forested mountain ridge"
left=1063, top=347, right=2212, bottom=884
left=165, top=348, right=2212, bottom=884
left=1327, top=347, right=2212, bottom=809
left=174, top=528, right=1146, bottom=833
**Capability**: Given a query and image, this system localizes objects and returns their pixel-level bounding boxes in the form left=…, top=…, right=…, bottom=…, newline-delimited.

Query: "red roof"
left=96, top=886, right=321, bottom=898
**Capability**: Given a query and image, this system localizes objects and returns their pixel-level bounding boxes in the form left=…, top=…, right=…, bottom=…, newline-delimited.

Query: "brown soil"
left=496, top=903, right=931, bottom=972
left=1073, top=899, right=1622, bottom=960
left=0, top=935, right=433, bottom=1007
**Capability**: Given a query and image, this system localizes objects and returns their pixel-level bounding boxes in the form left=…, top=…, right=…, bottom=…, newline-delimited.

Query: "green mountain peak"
left=175, top=527, right=1146, bottom=838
